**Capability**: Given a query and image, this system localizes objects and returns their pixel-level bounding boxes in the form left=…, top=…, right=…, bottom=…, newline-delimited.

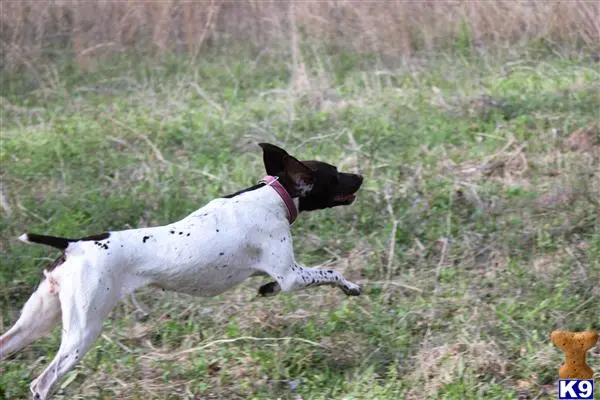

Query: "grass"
left=1, top=49, right=599, bottom=399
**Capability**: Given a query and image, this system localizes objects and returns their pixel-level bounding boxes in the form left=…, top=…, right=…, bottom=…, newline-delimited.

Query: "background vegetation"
left=1, top=1, right=599, bottom=399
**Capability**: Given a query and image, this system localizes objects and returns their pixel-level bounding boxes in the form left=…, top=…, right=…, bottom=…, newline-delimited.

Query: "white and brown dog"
left=0, top=143, right=363, bottom=399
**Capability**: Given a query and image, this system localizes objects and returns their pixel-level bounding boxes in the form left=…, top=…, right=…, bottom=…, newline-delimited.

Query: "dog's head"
left=259, top=143, right=363, bottom=211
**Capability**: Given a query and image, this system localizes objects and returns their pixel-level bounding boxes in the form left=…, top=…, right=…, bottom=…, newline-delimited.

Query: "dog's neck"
left=261, top=175, right=298, bottom=224
left=222, top=177, right=300, bottom=225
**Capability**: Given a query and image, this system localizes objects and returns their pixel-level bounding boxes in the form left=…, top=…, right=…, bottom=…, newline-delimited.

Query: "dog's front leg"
left=259, top=263, right=361, bottom=297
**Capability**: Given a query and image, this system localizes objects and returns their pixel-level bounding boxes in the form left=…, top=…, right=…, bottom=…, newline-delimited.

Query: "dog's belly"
left=152, top=263, right=257, bottom=297
left=133, top=232, right=264, bottom=297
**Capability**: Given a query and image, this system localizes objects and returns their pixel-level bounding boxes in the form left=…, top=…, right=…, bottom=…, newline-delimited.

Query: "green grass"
left=1, top=50, right=599, bottom=399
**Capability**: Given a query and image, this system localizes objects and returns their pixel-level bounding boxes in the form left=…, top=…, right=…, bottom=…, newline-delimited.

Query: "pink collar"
left=262, top=175, right=298, bottom=224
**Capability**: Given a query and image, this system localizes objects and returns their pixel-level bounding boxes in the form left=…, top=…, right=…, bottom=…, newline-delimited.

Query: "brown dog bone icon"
left=551, top=330, right=598, bottom=379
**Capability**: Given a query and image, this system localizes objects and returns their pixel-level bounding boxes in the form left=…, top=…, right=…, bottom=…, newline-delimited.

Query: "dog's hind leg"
left=0, top=277, right=61, bottom=360
left=29, top=311, right=104, bottom=400
left=30, top=261, right=123, bottom=400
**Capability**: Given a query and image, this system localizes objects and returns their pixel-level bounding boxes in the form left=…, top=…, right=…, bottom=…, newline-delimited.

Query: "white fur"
left=0, top=184, right=360, bottom=400
left=18, top=233, right=31, bottom=243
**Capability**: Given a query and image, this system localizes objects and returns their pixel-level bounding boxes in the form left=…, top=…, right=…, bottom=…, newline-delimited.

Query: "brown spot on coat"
left=44, top=253, right=66, bottom=274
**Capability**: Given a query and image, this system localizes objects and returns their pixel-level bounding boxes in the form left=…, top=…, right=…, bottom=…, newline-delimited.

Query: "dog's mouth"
left=333, top=193, right=357, bottom=204
left=329, top=174, right=363, bottom=207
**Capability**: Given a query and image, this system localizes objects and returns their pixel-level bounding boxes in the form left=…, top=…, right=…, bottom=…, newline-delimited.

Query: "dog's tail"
left=20, top=231, right=111, bottom=250
left=19, top=233, right=77, bottom=250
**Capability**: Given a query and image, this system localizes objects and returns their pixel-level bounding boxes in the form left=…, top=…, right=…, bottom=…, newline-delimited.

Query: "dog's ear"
left=259, top=143, right=289, bottom=175
left=283, top=155, right=314, bottom=196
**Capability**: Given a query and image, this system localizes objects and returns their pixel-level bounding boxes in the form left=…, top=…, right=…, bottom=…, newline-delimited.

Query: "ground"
left=1, top=49, right=599, bottom=399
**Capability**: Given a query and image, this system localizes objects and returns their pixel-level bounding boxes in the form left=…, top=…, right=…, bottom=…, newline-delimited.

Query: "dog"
left=0, top=143, right=363, bottom=399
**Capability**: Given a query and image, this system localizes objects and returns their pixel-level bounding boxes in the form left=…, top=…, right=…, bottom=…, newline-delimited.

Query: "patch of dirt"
left=446, top=139, right=529, bottom=189
left=409, top=340, right=508, bottom=397
left=565, top=122, right=600, bottom=153
left=463, top=95, right=513, bottom=119
left=533, top=185, right=577, bottom=211
left=430, top=91, right=515, bottom=120
left=531, top=252, right=564, bottom=281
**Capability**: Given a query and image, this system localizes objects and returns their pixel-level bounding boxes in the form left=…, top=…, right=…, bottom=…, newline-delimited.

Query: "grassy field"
left=1, top=49, right=599, bottom=399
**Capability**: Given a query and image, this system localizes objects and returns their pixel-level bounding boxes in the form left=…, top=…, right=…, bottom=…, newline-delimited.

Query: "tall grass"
left=2, top=1, right=599, bottom=71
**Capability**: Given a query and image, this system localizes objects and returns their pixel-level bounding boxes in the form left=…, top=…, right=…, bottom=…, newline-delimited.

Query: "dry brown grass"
left=409, top=339, right=508, bottom=396
left=1, top=0, right=599, bottom=71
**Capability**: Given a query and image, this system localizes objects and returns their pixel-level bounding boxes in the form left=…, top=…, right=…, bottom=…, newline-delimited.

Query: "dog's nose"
left=355, top=175, right=364, bottom=185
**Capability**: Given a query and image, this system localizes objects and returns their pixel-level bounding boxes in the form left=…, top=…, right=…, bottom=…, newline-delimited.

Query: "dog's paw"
left=30, top=381, right=43, bottom=400
left=341, top=282, right=361, bottom=296
left=258, top=281, right=281, bottom=297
